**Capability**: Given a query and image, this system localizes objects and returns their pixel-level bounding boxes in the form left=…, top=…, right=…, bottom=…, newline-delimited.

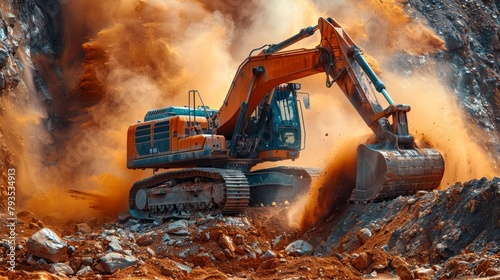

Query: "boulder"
left=413, top=267, right=435, bottom=279
left=193, top=252, right=211, bottom=266
left=99, top=252, right=138, bottom=274
left=72, top=223, right=91, bottom=234
left=272, top=235, right=288, bottom=250
left=285, top=240, right=313, bottom=256
left=16, top=210, right=35, bottom=223
left=166, top=220, right=191, bottom=235
left=46, top=263, right=74, bottom=276
left=397, top=265, right=414, bottom=280
left=352, top=252, right=369, bottom=271
left=391, top=255, right=409, bottom=269
left=76, top=266, right=94, bottom=277
left=262, top=250, right=277, bottom=260
left=137, top=233, right=155, bottom=246
left=234, top=234, right=245, bottom=245
left=357, top=228, right=372, bottom=244
left=218, top=234, right=235, bottom=253
left=26, top=228, right=67, bottom=263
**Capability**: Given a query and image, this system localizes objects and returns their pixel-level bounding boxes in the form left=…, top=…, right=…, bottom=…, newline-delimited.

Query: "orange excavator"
left=126, top=17, right=445, bottom=219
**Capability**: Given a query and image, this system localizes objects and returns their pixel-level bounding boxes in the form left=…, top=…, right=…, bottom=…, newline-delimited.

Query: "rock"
left=222, top=248, right=233, bottom=258
left=81, top=256, right=93, bottom=266
left=407, top=198, right=417, bottom=205
left=69, top=257, right=82, bottom=272
left=285, top=240, right=313, bottom=256
left=72, top=223, right=91, bottom=234
left=357, top=228, right=372, bottom=244
left=391, top=256, right=409, bottom=269
left=76, top=266, right=94, bottom=277
left=46, top=263, right=74, bottom=276
left=272, top=235, right=288, bottom=250
left=162, top=233, right=171, bottom=242
left=415, top=190, right=429, bottom=197
left=397, top=265, right=414, bottom=280
left=234, top=234, right=245, bottom=245
left=445, top=32, right=464, bottom=51
left=235, top=246, right=246, bottom=255
left=369, top=249, right=388, bottom=270
left=16, top=210, right=35, bottom=223
left=381, top=244, right=389, bottom=252
left=27, top=255, right=38, bottom=266
left=486, top=268, right=500, bottom=276
left=218, top=234, right=235, bottom=253
left=413, top=267, right=435, bottom=279
left=213, top=250, right=228, bottom=262
left=146, top=247, right=156, bottom=257
left=172, top=260, right=193, bottom=273
left=193, top=252, right=211, bottom=266
left=106, top=236, right=123, bottom=252
left=0, top=48, right=7, bottom=69
left=29, top=222, right=41, bottom=230
left=475, top=259, right=491, bottom=275
left=117, top=212, right=132, bottom=223
left=137, top=234, right=154, bottom=246
left=27, top=228, right=67, bottom=263
left=5, top=13, right=15, bottom=27
left=435, top=243, right=447, bottom=258
left=99, top=252, right=138, bottom=274
left=352, top=252, right=369, bottom=271
left=166, top=220, right=191, bottom=235
left=262, top=250, right=277, bottom=260
left=257, top=259, right=280, bottom=271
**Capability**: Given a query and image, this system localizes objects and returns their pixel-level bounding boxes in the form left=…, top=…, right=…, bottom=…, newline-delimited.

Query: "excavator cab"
left=255, top=83, right=303, bottom=152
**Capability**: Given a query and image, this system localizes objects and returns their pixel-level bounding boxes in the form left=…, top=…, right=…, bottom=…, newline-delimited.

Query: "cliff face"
left=0, top=0, right=63, bottom=210
left=407, top=0, right=500, bottom=157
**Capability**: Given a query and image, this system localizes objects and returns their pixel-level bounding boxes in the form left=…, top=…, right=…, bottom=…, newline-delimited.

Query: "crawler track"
left=129, top=168, right=250, bottom=220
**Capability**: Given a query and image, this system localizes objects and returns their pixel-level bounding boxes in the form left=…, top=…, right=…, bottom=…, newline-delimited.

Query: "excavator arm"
left=214, top=17, right=445, bottom=201
left=216, top=18, right=406, bottom=146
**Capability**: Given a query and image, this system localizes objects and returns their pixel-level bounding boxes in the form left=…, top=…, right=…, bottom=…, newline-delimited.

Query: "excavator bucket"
left=351, top=144, right=445, bottom=202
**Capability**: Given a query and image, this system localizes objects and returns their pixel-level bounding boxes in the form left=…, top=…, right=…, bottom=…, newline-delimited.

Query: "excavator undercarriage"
left=129, top=167, right=313, bottom=220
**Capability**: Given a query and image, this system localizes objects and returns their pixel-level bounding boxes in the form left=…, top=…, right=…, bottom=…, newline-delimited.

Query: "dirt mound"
left=389, top=178, right=500, bottom=262
left=1, top=179, right=499, bottom=279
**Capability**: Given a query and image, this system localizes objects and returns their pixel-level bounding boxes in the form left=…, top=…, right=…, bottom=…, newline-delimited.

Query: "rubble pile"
left=0, top=178, right=498, bottom=279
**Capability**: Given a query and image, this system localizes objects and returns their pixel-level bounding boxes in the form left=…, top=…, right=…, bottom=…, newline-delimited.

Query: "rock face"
left=406, top=0, right=500, bottom=157
left=26, top=228, right=67, bottom=263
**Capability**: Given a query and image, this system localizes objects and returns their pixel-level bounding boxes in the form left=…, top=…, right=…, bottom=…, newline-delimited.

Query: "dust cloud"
left=22, top=0, right=243, bottom=220
left=12, top=0, right=496, bottom=225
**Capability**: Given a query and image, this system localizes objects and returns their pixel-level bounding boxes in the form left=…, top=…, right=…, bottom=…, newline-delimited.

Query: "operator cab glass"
left=271, top=86, right=301, bottom=149
left=251, top=83, right=303, bottom=154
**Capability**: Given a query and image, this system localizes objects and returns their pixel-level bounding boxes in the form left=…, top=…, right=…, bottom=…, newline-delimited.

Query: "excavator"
left=126, top=17, right=445, bottom=220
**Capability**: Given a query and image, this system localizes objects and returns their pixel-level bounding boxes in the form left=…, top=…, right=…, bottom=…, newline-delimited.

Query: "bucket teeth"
left=351, top=144, right=445, bottom=202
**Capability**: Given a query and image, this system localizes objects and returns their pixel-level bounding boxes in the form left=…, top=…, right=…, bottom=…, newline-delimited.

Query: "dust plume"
left=384, top=66, right=499, bottom=185
left=22, top=0, right=242, bottom=221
